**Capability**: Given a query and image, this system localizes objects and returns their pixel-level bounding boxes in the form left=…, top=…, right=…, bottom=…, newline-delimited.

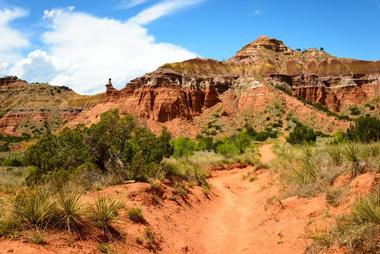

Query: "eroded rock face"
left=105, top=70, right=235, bottom=122
left=269, top=73, right=380, bottom=111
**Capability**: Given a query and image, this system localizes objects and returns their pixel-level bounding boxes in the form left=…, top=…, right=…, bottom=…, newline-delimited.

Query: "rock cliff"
left=102, top=36, right=380, bottom=123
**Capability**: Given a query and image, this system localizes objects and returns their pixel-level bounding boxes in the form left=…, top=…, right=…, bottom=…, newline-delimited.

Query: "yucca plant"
left=344, top=143, right=362, bottom=176
left=56, top=191, right=85, bottom=232
left=88, top=197, right=123, bottom=233
left=352, top=189, right=380, bottom=224
left=13, top=188, right=57, bottom=228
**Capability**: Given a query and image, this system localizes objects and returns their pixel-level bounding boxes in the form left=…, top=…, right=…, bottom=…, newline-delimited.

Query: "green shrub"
left=29, top=231, right=47, bottom=245
left=171, top=137, right=197, bottom=158
left=216, top=139, right=240, bottom=157
left=326, top=187, right=344, bottom=207
left=2, top=157, right=22, bottom=167
left=231, top=131, right=252, bottom=153
left=0, top=143, right=10, bottom=152
left=24, top=110, right=174, bottom=185
left=326, top=145, right=343, bottom=165
left=350, top=106, right=361, bottom=116
left=347, top=116, right=380, bottom=143
left=343, top=143, right=362, bottom=176
left=195, top=135, right=214, bottom=151
left=286, top=123, right=317, bottom=145
left=311, top=189, right=380, bottom=252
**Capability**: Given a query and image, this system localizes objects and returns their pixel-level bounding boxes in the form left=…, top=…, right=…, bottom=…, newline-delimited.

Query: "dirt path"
left=167, top=144, right=311, bottom=254
left=258, top=143, right=276, bottom=164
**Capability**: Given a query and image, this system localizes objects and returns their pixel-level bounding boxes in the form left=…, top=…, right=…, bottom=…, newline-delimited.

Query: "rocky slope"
left=0, top=76, right=104, bottom=136
left=69, top=35, right=380, bottom=136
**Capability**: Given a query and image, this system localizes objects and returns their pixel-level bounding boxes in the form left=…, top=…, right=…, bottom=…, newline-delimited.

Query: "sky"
left=0, top=0, right=380, bottom=94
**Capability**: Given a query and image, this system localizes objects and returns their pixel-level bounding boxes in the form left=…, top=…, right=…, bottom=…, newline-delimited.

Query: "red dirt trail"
left=165, top=144, right=310, bottom=254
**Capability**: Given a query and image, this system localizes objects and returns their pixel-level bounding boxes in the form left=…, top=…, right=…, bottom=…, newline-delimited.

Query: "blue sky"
left=0, top=0, right=379, bottom=94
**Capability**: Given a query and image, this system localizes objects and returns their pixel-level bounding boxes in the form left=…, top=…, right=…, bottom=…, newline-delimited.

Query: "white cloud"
left=0, top=7, right=29, bottom=74
left=118, top=0, right=149, bottom=9
left=9, top=50, right=74, bottom=84
left=9, top=4, right=198, bottom=94
left=128, top=0, right=203, bottom=25
left=253, top=9, right=262, bottom=16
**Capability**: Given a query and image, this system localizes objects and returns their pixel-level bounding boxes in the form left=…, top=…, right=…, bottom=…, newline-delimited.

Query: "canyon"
left=2, top=35, right=380, bottom=136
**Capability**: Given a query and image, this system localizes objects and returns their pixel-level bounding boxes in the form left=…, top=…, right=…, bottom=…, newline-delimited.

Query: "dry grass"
left=272, top=142, right=380, bottom=198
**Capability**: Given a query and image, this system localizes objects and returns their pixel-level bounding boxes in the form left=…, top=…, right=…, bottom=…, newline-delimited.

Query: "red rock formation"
left=104, top=68, right=233, bottom=122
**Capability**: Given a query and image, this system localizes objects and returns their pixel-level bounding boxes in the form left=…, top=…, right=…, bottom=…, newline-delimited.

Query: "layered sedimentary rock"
left=105, top=69, right=235, bottom=122
left=103, top=35, right=380, bottom=120
left=0, top=77, right=103, bottom=135
left=268, top=73, right=380, bottom=111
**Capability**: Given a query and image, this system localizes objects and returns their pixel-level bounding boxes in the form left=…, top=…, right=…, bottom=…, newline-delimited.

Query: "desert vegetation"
left=272, top=115, right=380, bottom=252
left=0, top=109, right=264, bottom=250
left=1, top=108, right=380, bottom=253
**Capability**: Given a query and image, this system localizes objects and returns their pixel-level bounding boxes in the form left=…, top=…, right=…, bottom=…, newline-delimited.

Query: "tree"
left=347, top=116, right=380, bottom=143
left=171, top=137, right=197, bottom=158
left=286, top=123, right=317, bottom=145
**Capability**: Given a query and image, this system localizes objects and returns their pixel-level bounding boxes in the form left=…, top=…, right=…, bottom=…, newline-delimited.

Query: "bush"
left=343, top=144, right=362, bottom=176
left=24, top=110, right=174, bottom=185
left=195, top=135, right=214, bottom=151
left=286, top=123, right=317, bottom=145
left=347, top=116, right=380, bottom=143
left=0, top=143, right=10, bottom=152
left=350, top=106, right=361, bottom=116
left=216, top=139, right=240, bottom=157
left=310, top=189, right=380, bottom=252
left=171, top=137, right=197, bottom=158
left=128, top=207, right=145, bottom=224
left=2, top=157, right=22, bottom=167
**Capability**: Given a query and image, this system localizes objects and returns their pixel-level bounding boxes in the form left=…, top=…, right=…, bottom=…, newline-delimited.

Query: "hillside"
left=0, top=76, right=104, bottom=136
left=68, top=35, right=380, bottom=137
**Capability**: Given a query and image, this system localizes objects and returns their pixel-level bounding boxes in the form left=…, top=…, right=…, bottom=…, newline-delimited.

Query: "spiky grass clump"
left=88, top=197, right=123, bottom=232
left=12, top=188, right=57, bottom=228
left=343, top=143, right=362, bottom=176
left=56, top=190, right=85, bottom=232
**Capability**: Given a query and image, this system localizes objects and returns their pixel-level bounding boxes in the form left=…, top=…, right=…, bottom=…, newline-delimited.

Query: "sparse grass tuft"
left=326, top=187, right=344, bottom=207
left=128, top=207, right=145, bottom=224
left=98, top=242, right=116, bottom=254
left=29, top=231, right=47, bottom=245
